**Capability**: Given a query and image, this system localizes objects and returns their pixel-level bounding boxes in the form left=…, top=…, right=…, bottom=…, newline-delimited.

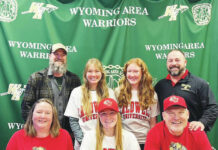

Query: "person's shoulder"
left=122, top=129, right=136, bottom=138
left=188, top=127, right=206, bottom=136
left=11, top=129, right=26, bottom=138
left=188, top=72, right=209, bottom=86
left=84, top=130, right=96, bottom=138
left=154, top=78, right=168, bottom=89
left=30, top=68, right=48, bottom=78
left=66, top=70, right=80, bottom=78
left=114, top=86, right=120, bottom=94
left=156, top=78, right=167, bottom=84
left=150, top=121, right=164, bottom=132
left=72, top=86, right=82, bottom=93
left=59, top=128, right=71, bottom=136
left=108, top=88, right=114, bottom=92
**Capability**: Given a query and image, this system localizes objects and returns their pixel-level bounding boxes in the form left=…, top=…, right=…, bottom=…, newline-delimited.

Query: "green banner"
left=0, top=0, right=217, bottom=149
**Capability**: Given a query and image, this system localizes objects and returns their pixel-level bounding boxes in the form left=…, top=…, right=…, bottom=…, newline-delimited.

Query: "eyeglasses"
left=53, top=52, right=66, bottom=57
left=99, top=111, right=117, bottom=117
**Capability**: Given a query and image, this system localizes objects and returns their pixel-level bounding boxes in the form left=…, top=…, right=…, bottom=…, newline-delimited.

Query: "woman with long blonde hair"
left=80, top=98, right=140, bottom=150
left=115, top=58, right=160, bottom=150
left=64, top=58, right=116, bottom=150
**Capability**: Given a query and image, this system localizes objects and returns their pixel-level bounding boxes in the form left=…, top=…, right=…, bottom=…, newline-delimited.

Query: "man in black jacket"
left=155, top=49, right=217, bottom=131
left=21, top=43, right=81, bottom=137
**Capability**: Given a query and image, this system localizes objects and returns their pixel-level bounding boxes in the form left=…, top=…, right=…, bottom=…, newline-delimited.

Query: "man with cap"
left=21, top=43, right=81, bottom=139
left=144, top=95, right=212, bottom=150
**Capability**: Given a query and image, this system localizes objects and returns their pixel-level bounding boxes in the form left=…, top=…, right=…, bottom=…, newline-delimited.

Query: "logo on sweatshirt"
left=170, top=142, right=187, bottom=150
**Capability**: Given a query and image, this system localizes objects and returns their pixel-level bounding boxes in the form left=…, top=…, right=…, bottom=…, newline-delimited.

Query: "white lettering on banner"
left=8, top=41, right=78, bottom=59
left=145, top=42, right=204, bottom=60
left=70, top=6, right=148, bottom=16
left=21, top=2, right=58, bottom=19
left=145, top=42, right=204, bottom=51
left=8, top=41, right=52, bottom=50
left=83, top=18, right=136, bottom=27
left=155, top=51, right=195, bottom=60
left=70, top=7, right=120, bottom=16
left=0, top=0, right=18, bottom=22
left=20, top=51, right=49, bottom=59
left=70, top=6, right=148, bottom=27
left=8, top=123, right=24, bottom=130
left=159, top=5, right=189, bottom=21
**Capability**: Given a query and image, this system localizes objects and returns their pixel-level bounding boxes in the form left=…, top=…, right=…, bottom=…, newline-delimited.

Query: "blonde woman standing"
left=80, top=98, right=140, bottom=150
left=115, top=58, right=160, bottom=150
left=64, top=58, right=116, bottom=150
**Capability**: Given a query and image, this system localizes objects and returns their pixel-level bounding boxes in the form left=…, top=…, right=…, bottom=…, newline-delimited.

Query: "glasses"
left=99, top=111, right=117, bottom=117
left=53, top=52, right=66, bottom=57
left=165, top=111, right=186, bottom=118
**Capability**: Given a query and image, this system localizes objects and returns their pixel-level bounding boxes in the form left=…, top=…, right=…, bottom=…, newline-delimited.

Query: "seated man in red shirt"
left=144, top=95, right=212, bottom=150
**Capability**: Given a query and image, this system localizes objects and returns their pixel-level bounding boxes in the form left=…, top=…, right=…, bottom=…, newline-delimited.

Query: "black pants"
left=140, top=144, right=144, bottom=150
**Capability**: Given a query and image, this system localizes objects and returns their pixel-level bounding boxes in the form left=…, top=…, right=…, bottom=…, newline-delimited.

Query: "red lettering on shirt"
left=80, top=102, right=99, bottom=122
left=121, top=101, right=150, bottom=120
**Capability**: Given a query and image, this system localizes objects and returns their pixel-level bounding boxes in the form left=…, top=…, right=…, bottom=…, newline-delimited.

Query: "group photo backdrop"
left=0, top=0, right=217, bottom=149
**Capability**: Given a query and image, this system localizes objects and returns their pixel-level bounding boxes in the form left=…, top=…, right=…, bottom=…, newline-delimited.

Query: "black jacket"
left=155, top=72, right=218, bottom=131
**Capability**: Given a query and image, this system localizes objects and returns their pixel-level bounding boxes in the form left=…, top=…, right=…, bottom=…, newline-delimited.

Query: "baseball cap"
left=163, top=95, right=187, bottom=111
left=98, top=98, right=119, bottom=113
left=50, top=43, right=67, bottom=54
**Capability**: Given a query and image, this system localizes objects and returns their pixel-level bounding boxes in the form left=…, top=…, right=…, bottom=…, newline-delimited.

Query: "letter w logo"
left=159, top=5, right=189, bottom=21
left=21, top=2, right=58, bottom=19
left=7, top=84, right=25, bottom=101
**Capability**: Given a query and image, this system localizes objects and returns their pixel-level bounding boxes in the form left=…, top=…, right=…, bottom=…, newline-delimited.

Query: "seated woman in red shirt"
left=7, top=98, right=73, bottom=150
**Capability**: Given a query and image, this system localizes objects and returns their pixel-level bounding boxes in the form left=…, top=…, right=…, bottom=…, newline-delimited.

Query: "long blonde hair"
left=24, top=98, right=61, bottom=137
left=96, top=113, right=123, bottom=150
left=116, top=58, right=155, bottom=110
left=82, top=58, right=109, bottom=115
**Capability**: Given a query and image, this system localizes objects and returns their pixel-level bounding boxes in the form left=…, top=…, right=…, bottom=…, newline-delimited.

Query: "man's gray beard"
left=50, top=61, right=67, bottom=74
left=168, top=67, right=185, bottom=77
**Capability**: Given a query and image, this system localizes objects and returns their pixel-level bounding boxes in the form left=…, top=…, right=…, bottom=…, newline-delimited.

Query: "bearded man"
left=21, top=43, right=81, bottom=138
left=155, top=49, right=217, bottom=132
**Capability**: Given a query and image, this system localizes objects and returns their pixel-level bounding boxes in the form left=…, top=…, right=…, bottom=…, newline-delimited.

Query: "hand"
left=189, top=121, right=205, bottom=131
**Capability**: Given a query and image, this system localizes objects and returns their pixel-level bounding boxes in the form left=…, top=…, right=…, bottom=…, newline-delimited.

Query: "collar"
left=166, top=69, right=189, bottom=86
left=48, top=67, right=53, bottom=76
